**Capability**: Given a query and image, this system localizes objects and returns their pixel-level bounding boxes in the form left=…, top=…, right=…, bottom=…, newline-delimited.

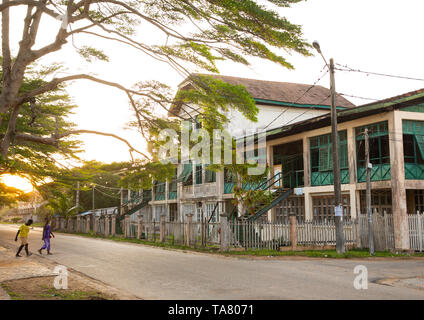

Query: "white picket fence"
left=54, top=212, right=424, bottom=252
left=408, top=213, right=424, bottom=251
left=228, top=213, right=424, bottom=252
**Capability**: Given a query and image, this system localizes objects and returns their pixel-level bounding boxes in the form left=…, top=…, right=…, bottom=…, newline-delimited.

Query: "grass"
left=1, top=282, right=109, bottom=300
left=226, top=248, right=424, bottom=258
left=39, top=288, right=106, bottom=300
left=55, top=230, right=424, bottom=259
left=31, top=222, right=45, bottom=228
left=1, top=283, right=24, bottom=300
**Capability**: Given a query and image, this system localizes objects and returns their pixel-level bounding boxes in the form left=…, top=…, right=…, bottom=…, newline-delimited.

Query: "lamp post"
left=313, top=41, right=345, bottom=254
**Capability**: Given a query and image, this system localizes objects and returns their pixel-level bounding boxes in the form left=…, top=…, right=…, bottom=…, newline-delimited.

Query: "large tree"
left=0, top=62, right=83, bottom=183
left=0, top=0, right=311, bottom=176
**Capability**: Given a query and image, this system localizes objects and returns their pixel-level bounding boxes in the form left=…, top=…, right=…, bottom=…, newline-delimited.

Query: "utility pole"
left=364, top=129, right=375, bottom=255
left=329, top=58, right=345, bottom=254
left=92, top=185, right=95, bottom=214
left=76, top=181, right=80, bottom=215
left=120, top=186, right=123, bottom=215
left=313, top=41, right=345, bottom=253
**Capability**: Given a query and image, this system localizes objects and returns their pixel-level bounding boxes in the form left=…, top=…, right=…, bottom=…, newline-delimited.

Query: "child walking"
left=15, top=219, right=33, bottom=257
left=38, top=219, right=55, bottom=255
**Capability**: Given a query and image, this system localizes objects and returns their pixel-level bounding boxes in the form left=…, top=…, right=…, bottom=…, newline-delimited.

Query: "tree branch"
left=1, top=0, right=11, bottom=84
left=14, top=130, right=151, bottom=160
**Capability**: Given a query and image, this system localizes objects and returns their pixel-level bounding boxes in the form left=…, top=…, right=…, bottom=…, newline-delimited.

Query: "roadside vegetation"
left=56, top=230, right=424, bottom=259
left=1, top=276, right=114, bottom=300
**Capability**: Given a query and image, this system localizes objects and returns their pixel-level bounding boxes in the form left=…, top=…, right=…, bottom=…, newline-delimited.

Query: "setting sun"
left=0, top=174, right=34, bottom=193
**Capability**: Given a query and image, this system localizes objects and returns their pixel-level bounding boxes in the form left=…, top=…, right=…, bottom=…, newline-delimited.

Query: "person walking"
left=15, top=219, right=33, bottom=257
left=38, top=219, right=55, bottom=255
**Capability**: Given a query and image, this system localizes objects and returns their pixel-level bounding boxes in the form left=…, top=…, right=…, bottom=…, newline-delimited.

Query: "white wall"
left=178, top=103, right=328, bottom=138
left=226, top=104, right=328, bottom=138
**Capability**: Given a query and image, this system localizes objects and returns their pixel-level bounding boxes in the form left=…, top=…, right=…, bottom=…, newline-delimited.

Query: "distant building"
left=16, top=191, right=46, bottom=223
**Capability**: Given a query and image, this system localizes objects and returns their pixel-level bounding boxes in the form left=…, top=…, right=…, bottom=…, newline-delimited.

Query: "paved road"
left=0, top=224, right=423, bottom=299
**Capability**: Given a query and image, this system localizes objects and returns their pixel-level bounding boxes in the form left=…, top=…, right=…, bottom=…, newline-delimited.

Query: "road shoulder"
left=0, top=242, right=140, bottom=300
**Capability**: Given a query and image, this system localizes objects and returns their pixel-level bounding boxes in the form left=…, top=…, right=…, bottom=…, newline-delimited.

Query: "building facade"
left=127, top=75, right=424, bottom=250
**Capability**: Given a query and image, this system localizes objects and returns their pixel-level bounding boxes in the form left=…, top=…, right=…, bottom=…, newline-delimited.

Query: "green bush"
left=11, top=217, right=22, bottom=224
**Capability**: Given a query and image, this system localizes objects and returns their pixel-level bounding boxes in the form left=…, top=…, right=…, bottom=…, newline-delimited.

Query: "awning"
left=177, top=163, right=193, bottom=182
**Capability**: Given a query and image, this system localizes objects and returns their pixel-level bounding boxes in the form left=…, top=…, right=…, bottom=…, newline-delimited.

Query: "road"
left=0, top=224, right=423, bottom=299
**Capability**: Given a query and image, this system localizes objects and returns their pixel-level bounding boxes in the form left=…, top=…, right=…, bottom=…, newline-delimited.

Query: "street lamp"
left=312, top=40, right=345, bottom=254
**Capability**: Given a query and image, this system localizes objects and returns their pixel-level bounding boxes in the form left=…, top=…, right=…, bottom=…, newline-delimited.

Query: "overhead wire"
left=263, top=64, right=329, bottom=130
left=335, top=63, right=424, bottom=82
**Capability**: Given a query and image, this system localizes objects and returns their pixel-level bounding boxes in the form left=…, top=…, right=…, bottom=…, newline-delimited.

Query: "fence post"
left=85, top=216, right=90, bottom=233
left=355, top=217, right=361, bottom=248
left=186, top=214, right=192, bottom=247
left=289, top=214, right=297, bottom=250
left=160, top=215, right=166, bottom=242
left=104, top=215, right=109, bottom=237
left=111, top=214, right=116, bottom=236
left=93, top=215, right=98, bottom=234
left=220, top=214, right=229, bottom=252
left=138, top=214, right=144, bottom=239
left=124, top=215, right=130, bottom=238
left=55, top=217, right=59, bottom=231
left=76, top=216, right=80, bottom=233
left=201, top=217, right=206, bottom=247
left=66, top=218, right=71, bottom=232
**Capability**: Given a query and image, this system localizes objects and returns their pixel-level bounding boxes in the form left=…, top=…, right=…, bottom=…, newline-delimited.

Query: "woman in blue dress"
left=38, top=218, right=55, bottom=255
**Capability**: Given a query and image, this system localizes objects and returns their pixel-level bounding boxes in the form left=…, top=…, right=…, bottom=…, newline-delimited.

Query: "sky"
left=7, top=0, right=424, bottom=165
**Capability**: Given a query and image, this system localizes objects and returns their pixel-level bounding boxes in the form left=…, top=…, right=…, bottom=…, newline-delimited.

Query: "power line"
left=92, top=183, right=122, bottom=191
left=335, top=63, right=424, bottom=82
left=281, top=94, right=332, bottom=128
left=339, top=93, right=378, bottom=101
left=264, top=64, right=328, bottom=130
left=94, top=187, right=121, bottom=200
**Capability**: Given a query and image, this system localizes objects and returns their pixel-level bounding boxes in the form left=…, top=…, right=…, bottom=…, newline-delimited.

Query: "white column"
left=389, top=111, right=409, bottom=250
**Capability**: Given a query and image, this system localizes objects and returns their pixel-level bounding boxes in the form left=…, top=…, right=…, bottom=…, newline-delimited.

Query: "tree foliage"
left=0, top=181, right=29, bottom=206
left=0, top=62, right=82, bottom=184
left=0, top=0, right=311, bottom=206
left=37, top=160, right=131, bottom=216
left=0, top=0, right=310, bottom=163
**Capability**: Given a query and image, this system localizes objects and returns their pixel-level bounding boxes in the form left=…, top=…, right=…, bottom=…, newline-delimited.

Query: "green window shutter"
left=339, top=143, right=348, bottom=168
left=195, top=164, right=202, bottom=184
left=319, top=145, right=333, bottom=171
left=414, top=135, right=424, bottom=160
left=177, top=163, right=193, bottom=183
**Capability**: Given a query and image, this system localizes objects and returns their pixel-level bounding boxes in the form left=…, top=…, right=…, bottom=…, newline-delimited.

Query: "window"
left=181, top=162, right=193, bottom=186
left=403, top=120, right=424, bottom=164
left=205, top=165, right=216, bottom=183
left=356, top=121, right=390, bottom=167
left=168, top=168, right=178, bottom=199
left=206, top=202, right=219, bottom=222
left=195, top=163, right=202, bottom=184
left=154, top=205, right=165, bottom=221
left=312, top=195, right=351, bottom=221
left=169, top=204, right=178, bottom=221
left=359, top=190, right=392, bottom=215
left=224, top=167, right=236, bottom=183
left=154, top=181, right=166, bottom=200
left=183, top=204, right=195, bottom=221
left=310, top=131, right=348, bottom=173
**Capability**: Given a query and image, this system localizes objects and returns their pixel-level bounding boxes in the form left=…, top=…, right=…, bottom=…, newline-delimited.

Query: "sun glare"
left=0, top=174, right=34, bottom=193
